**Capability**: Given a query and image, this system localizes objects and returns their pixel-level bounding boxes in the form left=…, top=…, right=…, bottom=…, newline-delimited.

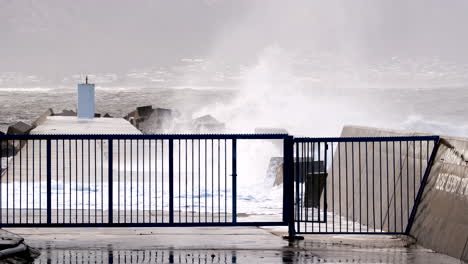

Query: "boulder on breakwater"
left=125, top=105, right=174, bottom=133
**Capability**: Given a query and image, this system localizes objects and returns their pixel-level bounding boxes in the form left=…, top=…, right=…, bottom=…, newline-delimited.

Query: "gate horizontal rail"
left=0, top=134, right=288, bottom=140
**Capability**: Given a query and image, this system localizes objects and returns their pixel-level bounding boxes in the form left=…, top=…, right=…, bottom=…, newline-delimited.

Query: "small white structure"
left=30, top=116, right=142, bottom=135
left=77, top=77, right=95, bottom=119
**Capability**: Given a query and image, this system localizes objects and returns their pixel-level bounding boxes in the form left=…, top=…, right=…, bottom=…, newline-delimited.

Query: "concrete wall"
left=334, top=125, right=468, bottom=261
left=410, top=136, right=468, bottom=261
left=327, top=126, right=428, bottom=232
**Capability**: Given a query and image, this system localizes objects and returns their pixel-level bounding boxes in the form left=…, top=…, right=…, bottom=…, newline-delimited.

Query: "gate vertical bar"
left=46, top=139, right=52, bottom=224
left=169, top=139, right=174, bottom=223
left=232, top=139, right=237, bottom=223
left=108, top=139, right=113, bottom=224
left=284, top=136, right=295, bottom=238
left=295, top=141, right=300, bottom=233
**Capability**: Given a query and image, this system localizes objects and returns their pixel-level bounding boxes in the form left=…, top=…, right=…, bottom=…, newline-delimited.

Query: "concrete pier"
left=9, top=226, right=462, bottom=263
left=30, top=116, right=142, bottom=135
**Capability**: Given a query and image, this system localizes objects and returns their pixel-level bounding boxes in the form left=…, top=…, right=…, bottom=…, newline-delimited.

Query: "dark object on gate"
left=94, top=113, right=101, bottom=118
left=295, top=159, right=326, bottom=208
left=294, top=159, right=325, bottom=183
left=303, top=171, right=327, bottom=208
left=6, top=121, right=33, bottom=135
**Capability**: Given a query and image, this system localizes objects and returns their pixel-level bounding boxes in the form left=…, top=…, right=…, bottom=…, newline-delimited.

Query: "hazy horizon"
left=1, top=0, right=468, bottom=138
left=2, top=0, right=468, bottom=80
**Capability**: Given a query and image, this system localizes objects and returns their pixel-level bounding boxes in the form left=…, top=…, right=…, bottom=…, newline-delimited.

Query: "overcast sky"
left=1, top=0, right=468, bottom=74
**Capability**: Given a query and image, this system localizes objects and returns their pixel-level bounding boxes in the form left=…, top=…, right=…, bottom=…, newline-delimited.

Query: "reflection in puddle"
left=32, top=246, right=461, bottom=263
left=34, top=249, right=244, bottom=263
left=33, top=248, right=324, bottom=263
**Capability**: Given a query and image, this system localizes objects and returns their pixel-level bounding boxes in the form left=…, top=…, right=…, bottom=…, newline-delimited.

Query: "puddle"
left=33, top=246, right=462, bottom=263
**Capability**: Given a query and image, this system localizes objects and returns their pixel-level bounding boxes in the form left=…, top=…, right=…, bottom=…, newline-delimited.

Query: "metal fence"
left=0, top=134, right=289, bottom=227
left=293, top=136, right=439, bottom=235
left=0, top=134, right=440, bottom=236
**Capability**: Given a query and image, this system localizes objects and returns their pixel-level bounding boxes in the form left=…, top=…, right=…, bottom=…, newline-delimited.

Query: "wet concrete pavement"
left=7, top=226, right=465, bottom=263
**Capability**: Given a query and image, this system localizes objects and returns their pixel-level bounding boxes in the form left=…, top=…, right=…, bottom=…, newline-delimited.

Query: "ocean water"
left=1, top=85, right=467, bottom=138
left=0, top=86, right=234, bottom=133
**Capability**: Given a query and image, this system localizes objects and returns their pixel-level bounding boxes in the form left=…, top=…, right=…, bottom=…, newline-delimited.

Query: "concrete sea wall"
left=335, top=125, right=468, bottom=261
left=410, top=136, right=468, bottom=261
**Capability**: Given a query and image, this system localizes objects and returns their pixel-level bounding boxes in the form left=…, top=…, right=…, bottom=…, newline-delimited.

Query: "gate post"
left=46, top=139, right=52, bottom=224
left=232, top=138, right=237, bottom=223
left=108, top=139, right=113, bottom=224
left=283, top=136, right=297, bottom=239
left=169, top=139, right=174, bottom=223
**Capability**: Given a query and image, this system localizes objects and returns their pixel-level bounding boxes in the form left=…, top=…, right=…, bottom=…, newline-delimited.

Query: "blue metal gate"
left=0, top=134, right=289, bottom=227
left=0, top=134, right=440, bottom=237
left=292, top=136, right=439, bottom=235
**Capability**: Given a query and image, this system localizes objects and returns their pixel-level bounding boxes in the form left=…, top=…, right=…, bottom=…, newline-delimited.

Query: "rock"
left=0, top=141, right=15, bottom=157
left=94, top=113, right=101, bottom=118
left=32, top=108, right=54, bottom=128
left=54, top=109, right=77, bottom=116
left=124, top=110, right=137, bottom=120
left=124, top=110, right=140, bottom=128
left=125, top=106, right=175, bottom=133
left=138, top=108, right=174, bottom=134
left=103, top=113, right=112, bottom=118
left=6, top=122, right=32, bottom=135
left=137, top=105, right=154, bottom=118
left=192, top=115, right=225, bottom=133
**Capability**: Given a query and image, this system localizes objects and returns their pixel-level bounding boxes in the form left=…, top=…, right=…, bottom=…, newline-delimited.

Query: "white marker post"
left=77, top=76, right=95, bottom=119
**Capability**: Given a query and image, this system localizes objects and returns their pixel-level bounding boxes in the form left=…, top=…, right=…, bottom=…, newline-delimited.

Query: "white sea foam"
left=402, top=115, right=468, bottom=138
left=0, top=180, right=282, bottom=216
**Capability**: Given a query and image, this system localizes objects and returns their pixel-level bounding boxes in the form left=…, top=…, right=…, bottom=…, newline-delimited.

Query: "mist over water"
left=1, top=0, right=468, bottom=138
